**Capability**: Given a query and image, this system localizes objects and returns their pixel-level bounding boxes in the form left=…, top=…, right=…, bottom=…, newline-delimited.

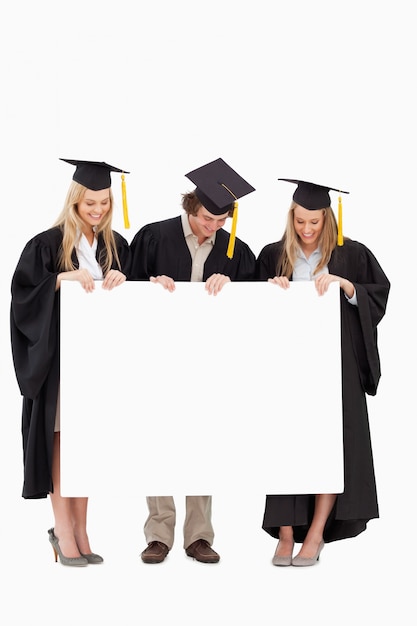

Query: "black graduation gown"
left=256, top=239, right=390, bottom=542
left=129, top=216, right=256, bottom=281
left=10, top=226, right=131, bottom=499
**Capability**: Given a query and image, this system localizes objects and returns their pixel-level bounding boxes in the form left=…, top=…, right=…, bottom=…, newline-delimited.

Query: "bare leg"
left=49, top=433, right=92, bottom=557
left=274, top=525, right=294, bottom=558
left=71, top=497, right=92, bottom=554
left=294, top=493, right=337, bottom=558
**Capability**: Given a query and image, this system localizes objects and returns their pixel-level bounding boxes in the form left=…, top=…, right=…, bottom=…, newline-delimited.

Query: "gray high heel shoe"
left=292, top=540, right=324, bottom=567
left=48, top=528, right=88, bottom=567
left=272, top=541, right=294, bottom=566
left=80, top=552, right=104, bottom=564
left=272, top=553, right=292, bottom=566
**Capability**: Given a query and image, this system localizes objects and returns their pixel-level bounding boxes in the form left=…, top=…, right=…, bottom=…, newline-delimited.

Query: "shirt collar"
left=297, top=245, right=322, bottom=261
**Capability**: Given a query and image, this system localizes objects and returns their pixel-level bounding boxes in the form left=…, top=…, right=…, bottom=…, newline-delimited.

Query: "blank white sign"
left=60, top=281, right=343, bottom=496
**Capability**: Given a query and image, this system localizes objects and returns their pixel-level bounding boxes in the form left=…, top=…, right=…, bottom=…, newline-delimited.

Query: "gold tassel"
left=121, top=174, right=130, bottom=229
left=226, top=201, right=238, bottom=259
left=337, top=194, right=343, bottom=246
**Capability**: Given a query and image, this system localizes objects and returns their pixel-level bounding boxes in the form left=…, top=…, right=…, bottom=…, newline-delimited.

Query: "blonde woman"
left=256, top=179, right=390, bottom=566
left=10, top=159, right=131, bottom=566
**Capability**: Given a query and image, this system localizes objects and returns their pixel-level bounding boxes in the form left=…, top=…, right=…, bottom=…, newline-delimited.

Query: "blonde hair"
left=277, top=201, right=338, bottom=277
left=52, top=181, right=121, bottom=275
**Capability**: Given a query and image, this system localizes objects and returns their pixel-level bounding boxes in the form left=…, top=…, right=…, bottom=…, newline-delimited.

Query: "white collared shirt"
left=76, top=232, right=103, bottom=280
left=293, top=247, right=357, bottom=305
left=181, top=213, right=215, bottom=282
left=293, top=247, right=328, bottom=281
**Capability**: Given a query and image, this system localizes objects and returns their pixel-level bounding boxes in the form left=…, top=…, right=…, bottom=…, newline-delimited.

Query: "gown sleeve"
left=113, top=231, right=132, bottom=276
left=128, top=224, right=157, bottom=279
left=354, top=243, right=390, bottom=326
left=255, top=242, right=282, bottom=280
left=345, top=242, right=390, bottom=396
left=232, top=240, right=256, bottom=281
left=10, top=234, right=60, bottom=400
left=202, top=230, right=256, bottom=281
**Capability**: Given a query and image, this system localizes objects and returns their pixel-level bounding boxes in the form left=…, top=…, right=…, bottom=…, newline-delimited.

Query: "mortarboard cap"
left=185, top=158, right=255, bottom=259
left=278, top=179, right=349, bottom=210
left=185, top=158, right=255, bottom=216
left=60, top=158, right=129, bottom=191
left=60, top=158, right=131, bottom=228
left=279, top=178, right=349, bottom=246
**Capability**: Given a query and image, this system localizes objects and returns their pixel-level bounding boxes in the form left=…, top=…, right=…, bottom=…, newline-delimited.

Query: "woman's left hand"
left=314, top=273, right=354, bottom=298
left=102, top=270, right=127, bottom=290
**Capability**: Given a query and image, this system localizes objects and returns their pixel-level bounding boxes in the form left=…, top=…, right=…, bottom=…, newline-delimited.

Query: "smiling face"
left=293, top=203, right=325, bottom=253
left=77, top=188, right=111, bottom=233
left=188, top=205, right=230, bottom=244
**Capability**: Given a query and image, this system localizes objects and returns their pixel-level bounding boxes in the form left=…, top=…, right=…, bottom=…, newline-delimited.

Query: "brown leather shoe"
left=185, top=539, right=220, bottom=563
left=141, top=541, right=169, bottom=564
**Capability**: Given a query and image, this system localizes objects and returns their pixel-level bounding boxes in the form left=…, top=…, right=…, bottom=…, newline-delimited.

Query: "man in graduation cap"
left=129, top=158, right=256, bottom=564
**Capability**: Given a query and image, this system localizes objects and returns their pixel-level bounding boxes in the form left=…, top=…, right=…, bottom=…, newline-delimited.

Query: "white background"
left=0, top=1, right=413, bottom=624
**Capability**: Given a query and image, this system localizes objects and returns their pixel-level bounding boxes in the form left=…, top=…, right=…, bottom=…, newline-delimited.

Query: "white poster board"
left=60, top=281, right=343, bottom=496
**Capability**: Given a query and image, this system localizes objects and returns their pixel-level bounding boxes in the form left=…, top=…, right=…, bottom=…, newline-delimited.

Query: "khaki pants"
left=144, top=496, right=214, bottom=550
